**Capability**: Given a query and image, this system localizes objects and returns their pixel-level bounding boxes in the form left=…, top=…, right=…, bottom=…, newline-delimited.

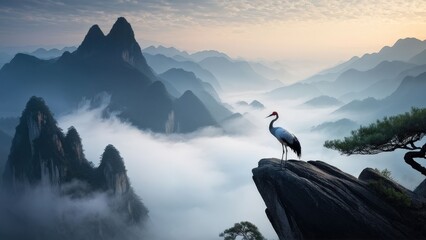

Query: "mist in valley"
left=53, top=90, right=425, bottom=240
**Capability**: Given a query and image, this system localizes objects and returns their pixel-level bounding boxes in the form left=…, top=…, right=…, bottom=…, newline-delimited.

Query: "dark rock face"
left=2, top=97, right=148, bottom=224
left=3, top=96, right=67, bottom=187
left=0, top=130, right=11, bottom=179
left=415, top=179, right=426, bottom=198
left=252, top=159, right=426, bottom=240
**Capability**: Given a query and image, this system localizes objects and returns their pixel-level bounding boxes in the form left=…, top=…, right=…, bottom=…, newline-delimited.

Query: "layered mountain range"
left=1, top=96, right=147, bottom=239
left=267, top=37, right=426, bottom=125
left=143, top=46, right=285, bottom=92
left=0, top=17, right=222, bottom=133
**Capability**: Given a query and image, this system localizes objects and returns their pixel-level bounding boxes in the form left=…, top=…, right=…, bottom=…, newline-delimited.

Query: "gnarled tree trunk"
left=404, top=144, right=426, bottom=176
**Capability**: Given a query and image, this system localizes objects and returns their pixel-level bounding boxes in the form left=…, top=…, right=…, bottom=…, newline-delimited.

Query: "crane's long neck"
left=269, top=115, right=278, bottom=132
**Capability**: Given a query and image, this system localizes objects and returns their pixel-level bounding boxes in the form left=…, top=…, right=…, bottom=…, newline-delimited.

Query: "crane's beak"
left=266, top=113, right=273, bottom=118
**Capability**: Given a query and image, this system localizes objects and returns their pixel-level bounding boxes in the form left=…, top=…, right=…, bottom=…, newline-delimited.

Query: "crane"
left=267, top=111, right=301, bottom=169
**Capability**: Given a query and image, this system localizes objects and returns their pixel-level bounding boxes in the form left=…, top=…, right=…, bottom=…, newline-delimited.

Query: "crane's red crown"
left=267, top=111, right=278, bottom=117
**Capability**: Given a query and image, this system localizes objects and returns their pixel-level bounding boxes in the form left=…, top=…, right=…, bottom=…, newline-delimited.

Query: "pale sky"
left=1, top=0, right=425, bottom=66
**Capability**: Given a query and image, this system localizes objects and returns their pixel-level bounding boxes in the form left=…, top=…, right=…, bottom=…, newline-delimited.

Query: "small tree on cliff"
left=219, top=221, right=266, bottom=240
left=324, top=108, right=426, bottom=176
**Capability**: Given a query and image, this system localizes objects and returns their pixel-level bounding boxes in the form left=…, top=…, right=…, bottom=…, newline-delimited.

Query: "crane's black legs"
left=285, top=146, right=288, bottom=161
left=280, top=145, right=288, bottom=170
left=285, top=146, right=288, bottom=169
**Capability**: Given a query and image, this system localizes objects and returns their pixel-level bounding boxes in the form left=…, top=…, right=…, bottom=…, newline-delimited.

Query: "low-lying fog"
left=58, top=93, right=425, bottom=240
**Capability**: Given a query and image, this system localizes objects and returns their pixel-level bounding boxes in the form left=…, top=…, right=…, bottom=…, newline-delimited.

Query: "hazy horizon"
left=1, top=0, right=425, bottom=74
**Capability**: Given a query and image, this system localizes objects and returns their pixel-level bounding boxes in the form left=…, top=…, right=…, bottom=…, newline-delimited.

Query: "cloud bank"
left=58, top=100, right=278, bottom=240
left=54, top=94, right=425, bottom=239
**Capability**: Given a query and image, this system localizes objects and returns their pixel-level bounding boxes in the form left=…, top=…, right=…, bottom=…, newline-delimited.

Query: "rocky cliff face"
left=252, top=158, right=426, bottom=240
left=3, top=96, right=67, bottom=188
left=2, top=97, right=148, bottom=224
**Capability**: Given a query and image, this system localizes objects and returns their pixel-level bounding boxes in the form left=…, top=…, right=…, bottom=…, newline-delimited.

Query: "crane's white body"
left=267, top=112, right=301, bottom=169
left=270, top=127, right=295, bottom=146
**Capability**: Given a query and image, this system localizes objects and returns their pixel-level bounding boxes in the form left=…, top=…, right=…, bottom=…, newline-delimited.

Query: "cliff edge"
left=252, top=158, right=426, bottom=240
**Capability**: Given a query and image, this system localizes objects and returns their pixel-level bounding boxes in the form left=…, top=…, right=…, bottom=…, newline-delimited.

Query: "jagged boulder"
left=252, top=158, right=426, bottom=240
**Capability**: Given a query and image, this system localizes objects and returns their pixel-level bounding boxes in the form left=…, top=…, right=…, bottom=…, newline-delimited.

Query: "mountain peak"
left=180, top=90, right=197, bottom=100
left=108, top=17, right=134, bottom=40
left=77, top=24, right=105, bottom=53
left=100, top=144, right=126, bottom=174
left=4, top=96, right=64, bottom=186
left=393, top=37, right=422, bottom=47
left=98, top=144, right=130, bottom=195
left=22, top=96, right=56, bottom=123
left=87, top=24, right=104, bottom=37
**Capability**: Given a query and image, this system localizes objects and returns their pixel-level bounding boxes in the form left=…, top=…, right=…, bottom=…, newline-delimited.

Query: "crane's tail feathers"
left=290, top=136, right=302, bottom=159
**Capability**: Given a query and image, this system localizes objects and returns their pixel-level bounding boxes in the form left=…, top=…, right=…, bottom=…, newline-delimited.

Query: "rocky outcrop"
left=3, top=96, right=67, bottom=187
left=252, top=158, right=426, bottom=240
left=2, top=97, right=148, bottom=223
left=98, top=145, right=129, bottom=195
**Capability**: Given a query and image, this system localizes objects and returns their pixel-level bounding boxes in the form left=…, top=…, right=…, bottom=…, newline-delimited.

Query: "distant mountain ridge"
left=313, top=60, right=417, bottom=98
left=143, top=46, right=290, bottom=91
left=334, top=72, right=426, bottom=123
left=305, top=38, right=426, bottom=83
left=142, top=45, right=230, bottom=62
left=199, top=56, right=283, bottom=92
left=144, top=53, right=221, bottom=90
left=29, top=46, right=77, bottom=59
left=159, top=68, right=232, bottom=122
left=0, top=17, right=219, bottom=133
left=303, top=95, right=342, bottom=107
left=270, top=37, right=426, bottom=113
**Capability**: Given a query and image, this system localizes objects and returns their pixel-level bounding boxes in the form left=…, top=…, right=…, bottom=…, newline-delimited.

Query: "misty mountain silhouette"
left=311, top=118, right=358, bottom=136
left=199, top=56, right=283, bottom=92
left=29, top=46, right=77, bottom=60
left=314, top=60, right=416, bottom=98
left=143, top=45, right=191, bottom=60
left=159, top=68, right=220, bottom=100
left=306, top=38, right=426, bottom=83
left=190, top=50, right=231, bottom=62
left=335, top=72, right=426, bottom=122
left=173, top=91, right=217, bottom=133
left=266, top=83, right=322, bottom=99
left=303, top=95, right=342, bottom=107
left=273, top=38, right=426, bottom=104
left=0, top=17, right=219, bottom=133
left=341, top=63, right=426, bottom=101
left=248, top=61, right=295, bottom=83
left=159, top=68, right=232, bottom=122
left=143, top=53, right=222, bottom=90
left=249, top=100, right=265, bottom=109
left=143, top=45, right=230, bottom=62
left=409, top=49, right=426, bottom=65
